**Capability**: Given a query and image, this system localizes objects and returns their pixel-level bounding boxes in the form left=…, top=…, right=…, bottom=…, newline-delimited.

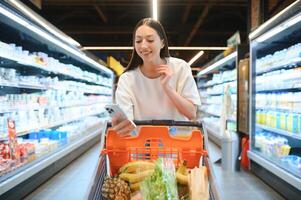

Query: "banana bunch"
left=118, top=161, right=155, bottom=191
left=176, top=160, right=189, bottom=185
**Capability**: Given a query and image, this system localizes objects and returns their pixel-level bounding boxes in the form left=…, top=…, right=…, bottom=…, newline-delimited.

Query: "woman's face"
left=134, top=25, right=164, bottom=63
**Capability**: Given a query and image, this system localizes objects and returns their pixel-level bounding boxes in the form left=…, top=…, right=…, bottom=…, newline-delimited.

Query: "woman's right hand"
left=111, top=113, right=136, bottom=137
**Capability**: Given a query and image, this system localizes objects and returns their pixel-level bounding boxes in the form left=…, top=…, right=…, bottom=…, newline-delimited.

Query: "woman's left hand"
left=156, top=64, right=173, bottom=91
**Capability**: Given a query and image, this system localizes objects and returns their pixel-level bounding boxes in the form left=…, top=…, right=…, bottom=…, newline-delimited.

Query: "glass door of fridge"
left=250, top=11, right=301, bottom=180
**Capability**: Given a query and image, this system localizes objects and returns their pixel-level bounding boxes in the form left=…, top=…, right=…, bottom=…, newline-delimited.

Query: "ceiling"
left=26, top=0, right=249, bottom=73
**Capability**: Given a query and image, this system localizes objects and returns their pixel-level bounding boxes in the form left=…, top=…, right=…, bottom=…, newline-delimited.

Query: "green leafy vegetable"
left=140, top=158, right=179, bottom=200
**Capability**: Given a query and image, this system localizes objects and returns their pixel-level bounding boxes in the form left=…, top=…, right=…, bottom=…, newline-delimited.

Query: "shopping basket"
left=87, top=120, right=219, bottom=200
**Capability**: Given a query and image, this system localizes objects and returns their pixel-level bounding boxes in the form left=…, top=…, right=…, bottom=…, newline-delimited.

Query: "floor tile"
left=207, top=140, right=285, bottom=200
left=24, top=142, right=100, bottom=200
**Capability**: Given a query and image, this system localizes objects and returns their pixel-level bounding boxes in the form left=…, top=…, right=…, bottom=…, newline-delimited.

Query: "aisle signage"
left=107, top=56, right=124, bottom=76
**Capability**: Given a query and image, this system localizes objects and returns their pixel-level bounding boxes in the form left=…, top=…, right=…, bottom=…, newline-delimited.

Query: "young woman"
left=112, top=18, right=201, bottom=136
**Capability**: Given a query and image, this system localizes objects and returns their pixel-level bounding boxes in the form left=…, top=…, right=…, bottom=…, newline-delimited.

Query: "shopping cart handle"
left=107, top=120, right=202, bottom=128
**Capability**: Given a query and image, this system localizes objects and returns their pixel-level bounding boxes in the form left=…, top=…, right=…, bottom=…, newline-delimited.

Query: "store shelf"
left=16, top=110, right=105, bottom=136
left=0, top=81, right=47, bottom=90
left=0, top=80, right=110, bottom=95
left=0, top=121, right=103, bottom=195
left=249, top=2, right=301, bottom=197
left=256, top=107, right=301, bottom=113
left=248, top=151, right=301, bottom=190
left=256, top=124, right=301, bottom=140
left=256, top=56, right=301, bottom=75
left=0, top=102, right=106, bottom=114
left=0, top=3, right=113, bottom=77
left=0, top=2, right=113, bottom=199
left=0, top=53, right=110, bottom=87
left=197, top=51, right=237, bottom=77
left=201, top=109, right=236, bottom=123
left=0, top=109, right=106, bottom=140
left=256, top=82, right=301, bottom=93
left=204, top=79, right=236, bottom=88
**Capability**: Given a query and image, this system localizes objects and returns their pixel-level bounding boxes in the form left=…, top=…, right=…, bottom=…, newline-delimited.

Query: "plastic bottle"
left=280, top=112, right=287, bottom=130
left=292, top=113, right=299, bottom=134
left=276, top=111, right=281, bottom=129
left=287, top=112, right=293, bottom=132
left=271, top=111, right=277, bottom=128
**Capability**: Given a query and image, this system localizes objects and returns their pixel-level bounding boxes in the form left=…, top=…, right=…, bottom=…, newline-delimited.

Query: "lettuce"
left=141, top=158, right=179, bottom=200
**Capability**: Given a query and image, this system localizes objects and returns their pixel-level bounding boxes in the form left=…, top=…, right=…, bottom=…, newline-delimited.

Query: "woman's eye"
left=147, top=40, right=154, bottom=43
left=135, top=40, right=142, bottom=43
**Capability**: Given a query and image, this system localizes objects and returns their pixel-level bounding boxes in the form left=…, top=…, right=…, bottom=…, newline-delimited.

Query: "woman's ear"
left=161, top=40, right=165, bottom=49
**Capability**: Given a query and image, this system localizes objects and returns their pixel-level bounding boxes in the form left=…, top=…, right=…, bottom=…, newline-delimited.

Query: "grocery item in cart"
left=101, top=176, right=131, bottom=200
left=140, top=158, right=179, bottom=200
left=88, top=121, right=218, bottom=200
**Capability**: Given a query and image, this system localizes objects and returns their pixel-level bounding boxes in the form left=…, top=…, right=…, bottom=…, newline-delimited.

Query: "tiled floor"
left=208, top=140, right=286, bottom=200
left=24, top=143, right=101, bottom=200
left=24, top=139, right=286, bottom=200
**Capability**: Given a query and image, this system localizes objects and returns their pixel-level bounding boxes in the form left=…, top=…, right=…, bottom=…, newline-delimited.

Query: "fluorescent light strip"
left=249, top=0, right=299, bottom=39
left=10, top=1, right=81, bottom=47
left=82, top=46, right=228, bottom=50
left=152, top=0, right=158, bottom=20
left=197, top=51, right=237, bottom=77
left=0, top=6, right=112, bottom=75
left=188, top=51, right=204, bottom=65
left=255, top=12, right=301, bottom=42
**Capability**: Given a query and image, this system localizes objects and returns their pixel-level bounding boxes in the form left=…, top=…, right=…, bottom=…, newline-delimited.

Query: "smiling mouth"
left=141, top=51, right=151, bottom=55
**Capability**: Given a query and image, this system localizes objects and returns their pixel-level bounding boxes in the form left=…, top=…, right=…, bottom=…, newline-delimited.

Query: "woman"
left=112, top=18, right=201, bottom=136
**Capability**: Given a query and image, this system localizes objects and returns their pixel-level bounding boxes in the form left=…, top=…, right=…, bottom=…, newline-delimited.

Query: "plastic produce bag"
left=140, top=158, right=179, bottom=200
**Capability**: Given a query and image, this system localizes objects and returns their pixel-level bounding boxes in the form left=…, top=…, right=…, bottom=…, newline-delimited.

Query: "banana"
left=118, top=161, right=155, bottom=174
left=130, top=182, right=141, bottom=191
left=119, top=169, right=154, bottom=183
left=177, top=160, right=188, bottom=175
left=176, top=172, right=188, bottom=185
left=176, top=160, right=188, bottom=185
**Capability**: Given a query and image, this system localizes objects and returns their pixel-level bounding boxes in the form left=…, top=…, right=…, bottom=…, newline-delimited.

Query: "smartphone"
left=104, top=104, right=127, bottom=120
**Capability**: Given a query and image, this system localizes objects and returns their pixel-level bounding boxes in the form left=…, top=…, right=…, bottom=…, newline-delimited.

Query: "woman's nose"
left=141, top=39, right=148, bottom=48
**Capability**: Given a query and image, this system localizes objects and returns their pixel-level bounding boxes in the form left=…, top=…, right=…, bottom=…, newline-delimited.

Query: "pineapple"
left=102, top=177, right=131, bottom=200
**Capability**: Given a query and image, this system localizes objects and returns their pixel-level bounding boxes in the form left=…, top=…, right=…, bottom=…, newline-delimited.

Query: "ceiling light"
left=82, top=46, right=227, bottom=50
left=255, top=12, right=301, bottom=42
left=188, top=51, right=204, bottom=65
left=152, top=0, right=158, bottom=20
left=0, top=6, right=112, bottom=75
left=9, top=1, right=81, bottom=47
left=249, top=0, right=298, bottom=40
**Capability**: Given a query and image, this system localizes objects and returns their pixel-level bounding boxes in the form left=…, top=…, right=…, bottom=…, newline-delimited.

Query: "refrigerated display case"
left=248, top=1, right=301, bottom=199
left=0, top=1, right=114, bottom=199
left=197, top=45, right=247, bottom=146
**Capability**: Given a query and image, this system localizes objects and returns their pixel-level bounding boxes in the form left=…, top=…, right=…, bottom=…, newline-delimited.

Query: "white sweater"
left=115, top=57, right=201, bottom=121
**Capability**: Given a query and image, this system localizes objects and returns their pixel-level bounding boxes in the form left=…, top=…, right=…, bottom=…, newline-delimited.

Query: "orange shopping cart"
left=88, top=120, right=219, bottom=200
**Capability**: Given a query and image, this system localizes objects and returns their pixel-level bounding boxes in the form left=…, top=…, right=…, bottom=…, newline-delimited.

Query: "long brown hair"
left=125, top=18, right=170, bottom=72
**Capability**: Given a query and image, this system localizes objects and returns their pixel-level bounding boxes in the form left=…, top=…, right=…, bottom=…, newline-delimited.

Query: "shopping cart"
left=88, top=120, right=219, bottom=200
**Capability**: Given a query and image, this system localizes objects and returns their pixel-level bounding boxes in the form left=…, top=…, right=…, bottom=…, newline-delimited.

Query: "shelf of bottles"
left=197, top=52, right=238, bottom=140
left=250, top=9, right=301, bottom=180
left=0, top=1, right=114, bottom=184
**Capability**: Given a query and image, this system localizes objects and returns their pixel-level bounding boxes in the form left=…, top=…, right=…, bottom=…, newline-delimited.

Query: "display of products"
left=197, top=53, right=239, bottom=142
left=0, top=2, right=114, bottom=197
left=249, top=1, right=301, bottom=195
left=0, top=117, right=104, bottom=177
left=252, top=41, right=301, bottom=177
left=0, top=41, right=112, bottom=86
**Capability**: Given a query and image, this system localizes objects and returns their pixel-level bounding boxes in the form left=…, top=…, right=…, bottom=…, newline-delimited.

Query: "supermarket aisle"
left=24, top=142, right=101, bottom=200
left=23, top=138, right=286, bottom=200
left=208, top=140, right=286, bottom=200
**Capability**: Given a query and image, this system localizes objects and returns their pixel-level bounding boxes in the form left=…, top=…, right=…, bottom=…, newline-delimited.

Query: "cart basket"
left=87, top=120, right=219, bottom=200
